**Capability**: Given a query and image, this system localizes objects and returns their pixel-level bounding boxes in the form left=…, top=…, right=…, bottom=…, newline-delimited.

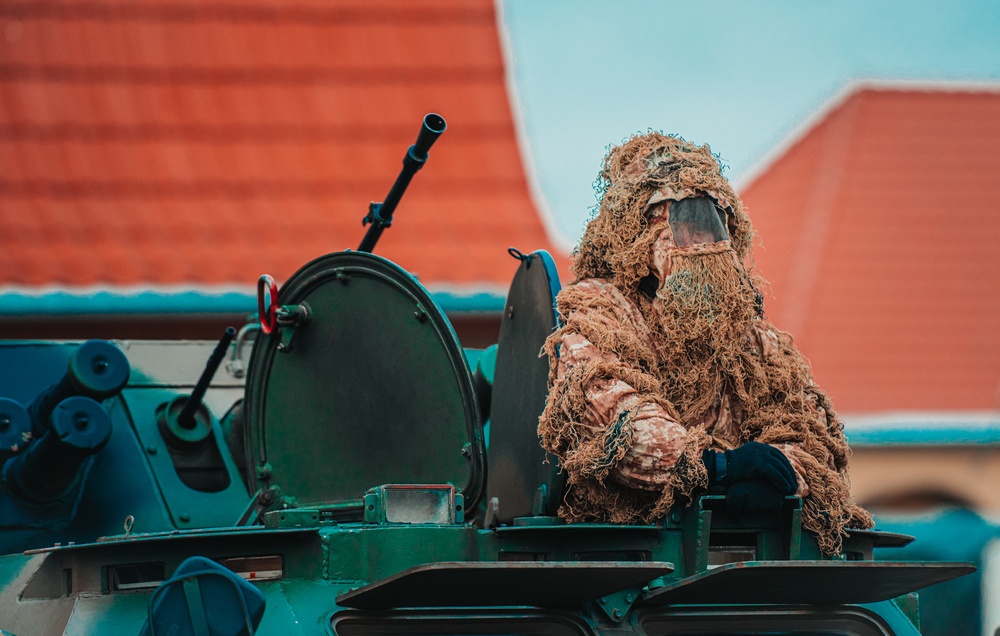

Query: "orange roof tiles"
left=741, top=84, right=1000, bottom=412
left=0, top=0, right=568, bottom=295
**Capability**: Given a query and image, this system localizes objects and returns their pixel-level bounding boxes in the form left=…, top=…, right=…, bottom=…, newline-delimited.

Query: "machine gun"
left=358, top=113, right=446, bottom=253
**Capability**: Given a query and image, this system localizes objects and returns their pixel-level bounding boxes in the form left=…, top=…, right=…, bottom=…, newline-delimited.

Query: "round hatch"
left=244, top=251, right=485, bottom=512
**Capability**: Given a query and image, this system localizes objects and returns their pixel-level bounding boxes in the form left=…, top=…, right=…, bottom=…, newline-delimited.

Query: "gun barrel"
left=177, top=327, right=236, bottom=429
left=28, top=340, right=130, bottom=437
left=358, top=113, right=447, bottom=253
left=3, top=396, right=112, bottom=501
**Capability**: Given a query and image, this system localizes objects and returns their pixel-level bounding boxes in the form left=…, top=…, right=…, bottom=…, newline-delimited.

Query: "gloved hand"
left=725, top=478, right=788, bottom=519
left=703, top=441, right=797, bottom=495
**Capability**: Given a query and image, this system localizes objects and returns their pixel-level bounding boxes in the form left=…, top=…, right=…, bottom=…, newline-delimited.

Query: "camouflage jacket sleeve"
left=539, top=278, right=710, bottom=496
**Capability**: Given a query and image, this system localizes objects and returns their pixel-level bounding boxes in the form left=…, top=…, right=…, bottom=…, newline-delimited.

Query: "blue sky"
left=501, top=0, right=1000, bottom=247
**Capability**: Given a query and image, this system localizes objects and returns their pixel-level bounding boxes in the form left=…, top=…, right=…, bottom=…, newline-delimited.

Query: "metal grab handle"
left=256, top=275, right=279, bottom=335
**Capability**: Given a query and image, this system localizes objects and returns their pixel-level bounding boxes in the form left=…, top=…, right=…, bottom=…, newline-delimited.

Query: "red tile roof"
left=0, top=0, right=569, bottom=300
left=741, top=84, right=1000, bottom=412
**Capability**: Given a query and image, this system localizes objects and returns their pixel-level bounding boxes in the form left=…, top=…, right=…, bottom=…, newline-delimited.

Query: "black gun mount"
left=159, top=327, right=236, bottom=452
left=358, top=113, right=447, bottom=253
left=177, top=327, right=236, bottom=431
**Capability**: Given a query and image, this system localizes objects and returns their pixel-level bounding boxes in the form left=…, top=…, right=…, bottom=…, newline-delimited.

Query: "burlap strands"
left=538, top=131, right=873, bottom=556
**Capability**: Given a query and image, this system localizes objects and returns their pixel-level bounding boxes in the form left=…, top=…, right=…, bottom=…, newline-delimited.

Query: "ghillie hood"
left=572, top=132, right=755, bottom=291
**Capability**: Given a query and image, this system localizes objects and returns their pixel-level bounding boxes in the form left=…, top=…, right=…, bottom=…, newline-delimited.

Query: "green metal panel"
left=120, top=389, right=249, bottom=529
left=324, top=524, right=482, bottom=583
left=635, top=605, right=903, bottom=635
left=0, top=553, right=78, bottom=635
left=336, top=561, right=674, bottom=609
left=641, top=561, right=975, bottom=606
left=62, top=593, right=149, bottom=636
left=494, top=524, right=667, bottom=564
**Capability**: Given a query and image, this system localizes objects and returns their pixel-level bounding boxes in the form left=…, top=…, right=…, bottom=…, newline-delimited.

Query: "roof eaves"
left=735, top=81, right=858, bottom=193
left=0, top=285, right=507, bottom=316
left=0, top=285, right=256, bottom=316
left=844, top=410, right=1000, bottom=446
left=425, top=283, right=508, bottom=314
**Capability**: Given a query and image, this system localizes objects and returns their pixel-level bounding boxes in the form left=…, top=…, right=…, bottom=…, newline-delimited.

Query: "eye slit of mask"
left=668, top=196, right=730, bottom=247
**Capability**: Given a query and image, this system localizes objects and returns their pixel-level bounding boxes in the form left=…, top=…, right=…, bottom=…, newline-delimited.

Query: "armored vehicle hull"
left=0, top=116, right=971, bottom=635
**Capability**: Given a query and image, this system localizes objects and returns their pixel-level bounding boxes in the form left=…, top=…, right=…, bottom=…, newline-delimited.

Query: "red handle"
left=257, top=275, right=279, bottom=335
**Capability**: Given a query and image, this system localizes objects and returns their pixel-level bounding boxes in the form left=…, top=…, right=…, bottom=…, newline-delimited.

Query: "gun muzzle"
left=28, top=340, right=130, bottom=437
left=411, top=113, right=447, bottom=161
left=358, top=113, right=447, bottom=253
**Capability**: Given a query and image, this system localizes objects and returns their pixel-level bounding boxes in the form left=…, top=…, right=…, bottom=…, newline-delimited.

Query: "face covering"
left=646, top=195, right=733, bottom=285
left=667, top=196, right=729, bottom=247
left=640, top=196, right=760, bottom=425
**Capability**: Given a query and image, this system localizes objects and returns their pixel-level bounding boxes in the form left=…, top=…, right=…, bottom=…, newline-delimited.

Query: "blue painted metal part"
left=140, top=556, right=265, bottom=636
left=0, top=289, right=506, bottom=315
left=0, top=341, right=247, bottom=554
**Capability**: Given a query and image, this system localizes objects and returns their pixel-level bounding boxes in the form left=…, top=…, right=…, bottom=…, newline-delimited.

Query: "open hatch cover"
left=487, top=249, right=563, bottom=523
left=336, top=561, right=674, bottom=609
left=244, top=251, right=485, bottom=513
left=641, top=560, right=974, bottom=606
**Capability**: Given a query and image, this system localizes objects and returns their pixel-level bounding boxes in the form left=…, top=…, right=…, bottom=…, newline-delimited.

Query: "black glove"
left=725, top=478, right=788, bottom=519
left=703, top=441, right=797, bottom=495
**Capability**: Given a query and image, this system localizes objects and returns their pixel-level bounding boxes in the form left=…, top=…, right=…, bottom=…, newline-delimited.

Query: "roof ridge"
left=848, top=78, right=1000, bottom=94
left=736, top=79, right=1000, bottom=194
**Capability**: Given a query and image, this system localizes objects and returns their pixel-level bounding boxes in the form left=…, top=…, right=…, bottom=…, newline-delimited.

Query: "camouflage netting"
left=538, top=131, right=873, bottom=556
left=572, top=132, right=755, bottom=290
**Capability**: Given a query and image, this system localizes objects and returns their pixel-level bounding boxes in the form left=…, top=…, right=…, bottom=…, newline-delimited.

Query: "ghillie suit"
left=538, top=132, right=873, bottom=556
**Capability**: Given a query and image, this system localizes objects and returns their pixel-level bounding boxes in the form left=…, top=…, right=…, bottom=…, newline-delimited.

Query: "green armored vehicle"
left=0, top=116, right=972, bottom=635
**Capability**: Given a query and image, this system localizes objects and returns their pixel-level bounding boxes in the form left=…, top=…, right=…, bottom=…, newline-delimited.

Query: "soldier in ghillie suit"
left=538, top=131, right=873, bottom=556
